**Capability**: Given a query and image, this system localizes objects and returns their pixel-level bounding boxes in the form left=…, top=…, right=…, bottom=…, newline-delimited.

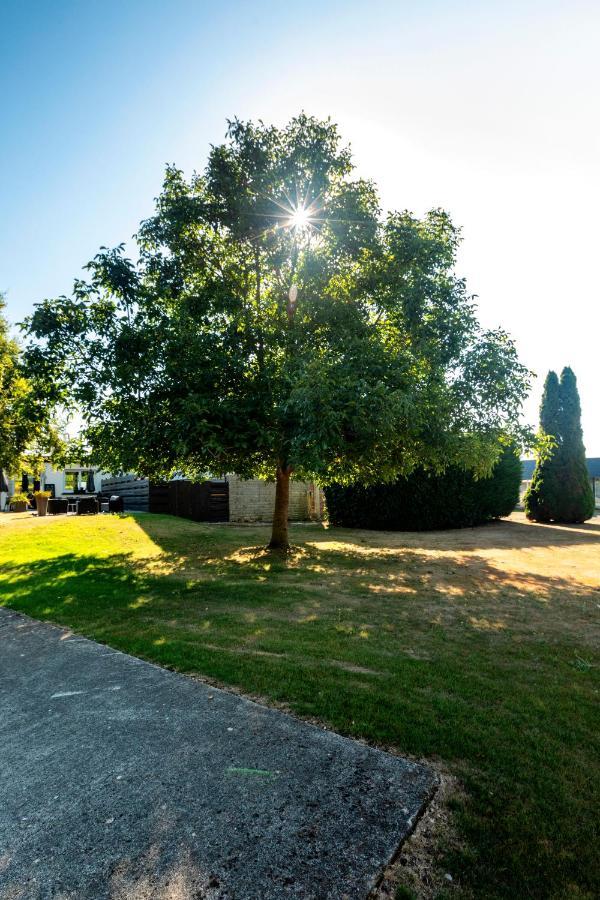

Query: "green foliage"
left=395, top=887, right=417, bottom=900
left=25, top=115, right=530, bottom=490
left=557, top=367, right=595, bottom=521
left=0, top=295, right=38, bottom=474
left=525, top=367, right=594, bottom=523
left=539, top=369, right=560, bottom=435
left=0, top=294, right=63, bottom=477
left=9, top=493, right=28, bottom=504
left=325, top=444, right=521, bottom=530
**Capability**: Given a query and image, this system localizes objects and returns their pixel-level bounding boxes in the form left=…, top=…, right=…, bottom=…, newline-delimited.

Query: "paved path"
left=0, top=609, right=435, bottom=899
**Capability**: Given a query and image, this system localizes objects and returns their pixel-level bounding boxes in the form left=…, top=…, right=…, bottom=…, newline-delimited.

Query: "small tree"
left=26, top=115, right=531, bottom=548
left=525, top=367, right=594, bottom=523
left=0, top=294, right=60, bottom=482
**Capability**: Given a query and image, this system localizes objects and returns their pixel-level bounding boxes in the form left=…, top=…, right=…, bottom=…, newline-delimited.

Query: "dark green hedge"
left=325, top=447, right=521, bottom=530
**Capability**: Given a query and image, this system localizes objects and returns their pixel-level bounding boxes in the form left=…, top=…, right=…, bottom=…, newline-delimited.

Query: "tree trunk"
left=268, top=464, right=292, bottom=550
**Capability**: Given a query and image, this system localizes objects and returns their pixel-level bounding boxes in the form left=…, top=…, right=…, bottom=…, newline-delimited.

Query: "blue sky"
left=2, top=0, right=599, bottom=451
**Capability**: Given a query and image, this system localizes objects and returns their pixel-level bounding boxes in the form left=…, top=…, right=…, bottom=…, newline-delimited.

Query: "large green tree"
left=26, top=115, right=530, bottom=547
left=0, top=294, right=60, bottom=482
left=525, top=367, right=594, bottom=522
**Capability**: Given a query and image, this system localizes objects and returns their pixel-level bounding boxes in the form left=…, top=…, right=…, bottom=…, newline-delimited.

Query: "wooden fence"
left=149, top=480, right=229, bottom=522
left=101, top=475, right=149, bottom=511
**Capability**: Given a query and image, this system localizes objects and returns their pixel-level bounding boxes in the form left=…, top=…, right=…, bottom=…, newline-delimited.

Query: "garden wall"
left=228, top=475, right=317, bottom=522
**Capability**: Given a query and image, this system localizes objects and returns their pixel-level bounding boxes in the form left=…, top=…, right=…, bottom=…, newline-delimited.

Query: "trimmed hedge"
left=325, top=447, right=521, bottom=531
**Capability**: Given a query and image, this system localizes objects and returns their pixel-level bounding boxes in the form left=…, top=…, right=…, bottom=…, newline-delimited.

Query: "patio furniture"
left=48, top=498, right=68, bottom=515
left=76, top=498, right=99, bottom=515
left=108, top=495, right=124, bottom=513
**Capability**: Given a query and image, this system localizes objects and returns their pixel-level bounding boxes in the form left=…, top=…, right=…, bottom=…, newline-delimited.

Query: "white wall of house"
left=41, top=463, right=108, bottom=496
left=0, top=484, right=11, bottom=510
left=1, top=463, right=108, bottom=508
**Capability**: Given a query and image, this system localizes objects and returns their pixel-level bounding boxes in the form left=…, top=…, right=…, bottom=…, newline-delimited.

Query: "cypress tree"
left=525, top=367, right=594, bottom=522
left=525, top=371, right=561, bottom=521
left=555, top=367, right=594, bottom=521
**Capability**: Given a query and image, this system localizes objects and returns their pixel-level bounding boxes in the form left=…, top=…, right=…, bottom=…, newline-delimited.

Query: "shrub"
left=325, top=446, right=521, bottom=531
left=9, top=493, right=29, bottom=505
left=33, top=490, right=52, bottom=499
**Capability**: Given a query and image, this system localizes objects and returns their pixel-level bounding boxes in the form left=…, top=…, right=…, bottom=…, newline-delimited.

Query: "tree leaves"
left=23, top=114, right=531, bottom=485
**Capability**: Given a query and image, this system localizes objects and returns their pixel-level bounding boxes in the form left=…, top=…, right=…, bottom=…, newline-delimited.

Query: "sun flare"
left=290, top=206, right=310, bottom=229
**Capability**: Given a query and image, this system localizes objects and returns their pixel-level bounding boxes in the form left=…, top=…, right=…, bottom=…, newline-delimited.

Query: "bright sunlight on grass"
left=1, top=511, right=599, bottom=897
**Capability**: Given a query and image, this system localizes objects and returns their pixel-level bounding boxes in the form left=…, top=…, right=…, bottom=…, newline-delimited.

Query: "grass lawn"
left=1, top=511, right=599, bottom=898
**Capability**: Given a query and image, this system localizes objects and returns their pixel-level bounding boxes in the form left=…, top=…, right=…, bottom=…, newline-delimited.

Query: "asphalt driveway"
left=0, top=609, right=435, bottom=899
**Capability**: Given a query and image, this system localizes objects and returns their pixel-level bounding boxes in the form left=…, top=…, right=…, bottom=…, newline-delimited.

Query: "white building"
left=1, top=462, right=108, bottom=510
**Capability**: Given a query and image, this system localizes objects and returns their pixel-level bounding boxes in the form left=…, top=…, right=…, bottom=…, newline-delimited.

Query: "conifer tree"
left=524, top=372, right=560, bottom=521
left=555, top=367, right=594, bottom=521
left=525, top=367, right=593, bottom=522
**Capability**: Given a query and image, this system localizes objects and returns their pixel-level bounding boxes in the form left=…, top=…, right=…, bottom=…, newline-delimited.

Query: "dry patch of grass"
left=0, top=511, right=599, bottom=898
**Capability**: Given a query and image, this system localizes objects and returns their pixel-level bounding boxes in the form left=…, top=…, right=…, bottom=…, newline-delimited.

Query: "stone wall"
left=228, top=475, right=319, bottom=522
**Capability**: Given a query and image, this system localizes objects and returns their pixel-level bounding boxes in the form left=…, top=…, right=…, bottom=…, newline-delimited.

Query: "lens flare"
left=290, top=206, right=310, bottom=229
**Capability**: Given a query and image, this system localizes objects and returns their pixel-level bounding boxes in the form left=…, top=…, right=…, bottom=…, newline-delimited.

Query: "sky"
left=1, top=0, right=599, bottom=452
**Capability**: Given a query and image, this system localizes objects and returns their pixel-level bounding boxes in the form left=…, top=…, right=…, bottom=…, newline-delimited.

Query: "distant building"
left=1, top=462, right=324, bottom=523
left=2, top=462, right=108, bottom=510
left=520, top=458, right=600, bottom=509
left=101, top=473, right=324, bottom=523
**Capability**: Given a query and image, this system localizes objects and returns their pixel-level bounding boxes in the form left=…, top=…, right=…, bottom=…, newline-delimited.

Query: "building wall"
left=2, top=465, right=326, bottom=521
left=228, top=475, right=322, bottom=522
left=2, top=464, right=107, bottom=503
left=42, top=463, right=108, bottom=496
left=593, top=477, right=600, bottom=509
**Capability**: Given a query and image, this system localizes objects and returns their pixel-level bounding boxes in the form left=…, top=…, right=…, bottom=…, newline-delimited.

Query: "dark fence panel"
left=148, top=482, right=170, bottom=515
left=101, top=476, right=149, bottom=511
left=149, top=480, right=229, bottom=522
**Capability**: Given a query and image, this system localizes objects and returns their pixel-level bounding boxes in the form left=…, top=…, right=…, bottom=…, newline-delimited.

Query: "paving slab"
left=0, top=609, right=436, bottom=899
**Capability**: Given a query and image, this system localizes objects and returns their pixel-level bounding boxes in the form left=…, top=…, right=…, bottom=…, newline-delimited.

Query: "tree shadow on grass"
left=2, top=516, right=599, bottom=900
left=2, top=525, right=599, bottom=656
left=130, top=511, right=600, bottom=566
left=0, top=552, right=154, bottom=625
left=319, top=514, right=600, bottom=550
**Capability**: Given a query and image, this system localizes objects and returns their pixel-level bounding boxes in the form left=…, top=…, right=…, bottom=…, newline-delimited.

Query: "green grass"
left=1, top=512, right=599, bottom=898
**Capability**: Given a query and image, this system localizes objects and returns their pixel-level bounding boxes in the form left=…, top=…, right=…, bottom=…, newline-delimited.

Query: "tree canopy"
left=0, top=294, right=61, bottom=481
left=26, top=115, right=531, bottom=546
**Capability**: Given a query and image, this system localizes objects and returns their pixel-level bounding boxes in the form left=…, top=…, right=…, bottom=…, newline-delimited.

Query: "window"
left=64, top=471, right=85, bottom=493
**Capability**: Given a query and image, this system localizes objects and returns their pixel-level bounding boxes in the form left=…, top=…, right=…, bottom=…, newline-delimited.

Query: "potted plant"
left=9, top=493, right=29, bottom=513
left=34, top=489, right=52, bottom=517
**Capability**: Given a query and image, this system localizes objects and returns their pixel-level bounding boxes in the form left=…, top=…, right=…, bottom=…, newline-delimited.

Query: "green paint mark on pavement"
left=226, top=766, right=276, bottom=777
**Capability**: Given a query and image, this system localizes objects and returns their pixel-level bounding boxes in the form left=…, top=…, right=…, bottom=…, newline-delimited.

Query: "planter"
left=36, top=496, right=50, bottom=517
left=11, top=501, right=27, bottom=513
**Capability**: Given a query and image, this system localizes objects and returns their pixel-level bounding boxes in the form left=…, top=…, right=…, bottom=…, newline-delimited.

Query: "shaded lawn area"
left=1, top=512, right=599, bottom=898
